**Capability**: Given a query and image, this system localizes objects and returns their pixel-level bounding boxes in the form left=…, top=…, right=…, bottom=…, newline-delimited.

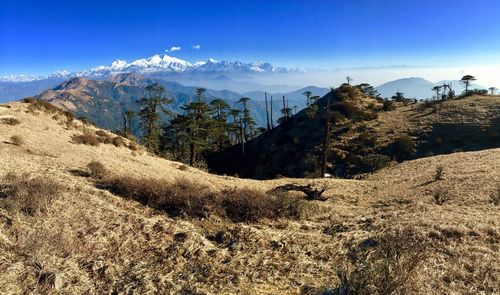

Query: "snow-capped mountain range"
left=1, top=54, right=303, bottom=82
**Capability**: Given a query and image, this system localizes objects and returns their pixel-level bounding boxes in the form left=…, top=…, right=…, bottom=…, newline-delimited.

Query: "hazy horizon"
left=2, top=0, right=500, bottom=88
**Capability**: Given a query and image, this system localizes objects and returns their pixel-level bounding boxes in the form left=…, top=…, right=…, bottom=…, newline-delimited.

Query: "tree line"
left=124, top=83, right=319, bottom=167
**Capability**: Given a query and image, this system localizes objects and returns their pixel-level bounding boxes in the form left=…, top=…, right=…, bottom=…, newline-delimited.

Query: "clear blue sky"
left=2, top=0, right=500, bottom=75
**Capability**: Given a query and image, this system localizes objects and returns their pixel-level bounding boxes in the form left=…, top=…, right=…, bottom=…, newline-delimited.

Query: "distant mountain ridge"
left=35, top=75, right=308, bottom=131
left=1, top=54, right=304, bottom=83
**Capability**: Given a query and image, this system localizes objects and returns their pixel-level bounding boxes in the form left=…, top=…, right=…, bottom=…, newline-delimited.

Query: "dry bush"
left=100, top=176, right=219, bottom=218
left=95, top=130, right=113, bottom=144
left=383, top=100, right=396, bottom=111
left=10, top=135, right=23, bottom=146
left=220, top=188, right=302, bottom=222
left=112, top=136, right=126, bottom=147
left=128, top=142, right=139, bottom=151
left=490, top=186, right=500, bottom=206
left=434, top=165, right=445, bottom=181
left=98, top=175, right=303, bottom=222
left=433, top=187, right=452, bottom=205
left=178, top=164, right=190, bottom=171
left=1, top=117, right=20, bottom=125
left=0, top=173, right=63, bottom=216
left=334, top=227, right=429, bottom=295
left=71, top=133, right=100, bottom=146
left=86, top=161, right=107, bottom=179
left=23, top=97, right=61, bottom=114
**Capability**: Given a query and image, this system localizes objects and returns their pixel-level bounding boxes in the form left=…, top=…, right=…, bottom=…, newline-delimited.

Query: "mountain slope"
left=209, top=85, right=500, bottom=179
left=0, top=100, right=498, bottom=294
left=35, top=76, right=301, bottom=131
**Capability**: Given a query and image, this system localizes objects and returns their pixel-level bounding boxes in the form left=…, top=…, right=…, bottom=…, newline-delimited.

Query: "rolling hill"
left=0, top=99, right=499, bottom=294
left=208, top=85, right=500, bottom=179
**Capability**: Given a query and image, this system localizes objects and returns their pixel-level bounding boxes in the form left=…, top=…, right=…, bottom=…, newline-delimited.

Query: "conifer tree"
left=137, top=83, right=172, bottom=153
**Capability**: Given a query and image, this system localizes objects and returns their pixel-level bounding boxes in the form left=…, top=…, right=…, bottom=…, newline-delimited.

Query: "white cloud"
left=192, top=44, right=201, bottom=50
left=164, top=49, right=169, bottom=52
left=170, top=46, right=181, bottom=52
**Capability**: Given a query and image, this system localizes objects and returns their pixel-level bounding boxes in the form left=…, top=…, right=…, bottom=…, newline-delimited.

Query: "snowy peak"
left=0, top=54, right=301, bottom=82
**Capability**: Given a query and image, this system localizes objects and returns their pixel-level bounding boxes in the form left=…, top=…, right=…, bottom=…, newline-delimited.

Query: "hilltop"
left=0, top=98, right=499, bottom=294
left=208, top=85, right=500, bottom=179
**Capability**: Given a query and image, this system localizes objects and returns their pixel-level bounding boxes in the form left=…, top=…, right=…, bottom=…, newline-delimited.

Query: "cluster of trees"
left=431, top=75, right=496, bottom=100
left=125, top=83, right=262, bottom=166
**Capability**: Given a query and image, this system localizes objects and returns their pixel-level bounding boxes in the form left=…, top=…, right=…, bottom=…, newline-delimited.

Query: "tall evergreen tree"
left=209, top=98, right=230, bottom=151
left=137, top=83, right=172, bottom=153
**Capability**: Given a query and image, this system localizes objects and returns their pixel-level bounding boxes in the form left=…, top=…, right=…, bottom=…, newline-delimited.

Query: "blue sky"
left=2, top=0, right=500, bottom=76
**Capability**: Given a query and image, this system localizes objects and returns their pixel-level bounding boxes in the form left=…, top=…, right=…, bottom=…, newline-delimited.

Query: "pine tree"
left=209, top=98, right=230, bottom=151
left=137, top=83, right=172, bottom=153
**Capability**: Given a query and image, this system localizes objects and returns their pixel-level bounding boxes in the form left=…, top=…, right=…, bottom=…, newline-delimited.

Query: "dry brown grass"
left=0, top=173, right=63, bottom=216
left=10, top=135, right=23, bottom=146
left=221, top=188, right=303, bottom=222
left=0, top=101, right=499, bottom=294
left=333, top=227, right=429, bottom=295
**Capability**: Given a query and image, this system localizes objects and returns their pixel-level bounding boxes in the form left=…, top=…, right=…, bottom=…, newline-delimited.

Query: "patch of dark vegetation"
left=433, top=187, right=453, bottom=205
left=86, top=161, right=108, bottom=180
left=99, top=176, right=220, bottom=218
left=96, top=174, right=303, bottom=222
left=272, top=183, right=331, bottom=201
left=10, top=135, right=23, bottom=146
left=387, top=135, right=416, bottom=161
left=71, top=133, right=100, bottom=146
left=0, top=173, right=63, bottom=216
left=490, top=186, right=500, bottom=206
left=1, top=117, right=20, bottom=125
left=112, top=136, right=126, bottom=147
left=382, top=100, right=395, bottom=111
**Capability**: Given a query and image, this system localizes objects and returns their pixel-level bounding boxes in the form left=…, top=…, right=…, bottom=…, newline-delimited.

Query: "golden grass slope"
left=0, top=101, right=499, bottom=294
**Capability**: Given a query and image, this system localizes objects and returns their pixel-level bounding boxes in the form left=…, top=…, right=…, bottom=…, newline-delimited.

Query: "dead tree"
left=272, top=183, right=331, bottom=201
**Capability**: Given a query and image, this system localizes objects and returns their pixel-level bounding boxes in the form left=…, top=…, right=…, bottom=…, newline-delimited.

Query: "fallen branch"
left=272, top=183, right=330, bottom=201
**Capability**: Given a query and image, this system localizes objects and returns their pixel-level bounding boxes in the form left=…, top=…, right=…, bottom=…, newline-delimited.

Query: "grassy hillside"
left=208, top=85, right=500, bottom=179
left=0, top=99, right=499, bottom=294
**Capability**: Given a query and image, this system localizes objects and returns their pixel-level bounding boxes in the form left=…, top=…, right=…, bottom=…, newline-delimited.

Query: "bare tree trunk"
left=282, top=96, right=286, bottom=121
left=240, top=118, right=245, bottom=155
left=321, top=94, right=332, bottom=177
left=265, top=92, right=270, bottom=131
left=189, top=144, right=196, bottom=166
left=270, top=96, right=274, bottom=129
